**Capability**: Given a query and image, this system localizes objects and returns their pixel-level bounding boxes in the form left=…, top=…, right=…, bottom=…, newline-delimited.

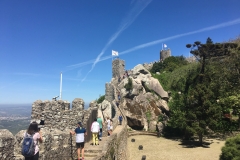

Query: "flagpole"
left=162, top=43, right=163, bottom=50
left=60, top=72, right=62, bottom=100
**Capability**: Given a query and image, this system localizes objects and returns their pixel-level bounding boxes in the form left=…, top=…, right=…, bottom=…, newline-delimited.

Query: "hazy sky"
left=1, top=0, right=240, bottom=105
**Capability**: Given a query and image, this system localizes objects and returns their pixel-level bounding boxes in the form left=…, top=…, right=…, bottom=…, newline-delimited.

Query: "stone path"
left=75, top=124, right=124, bottom=160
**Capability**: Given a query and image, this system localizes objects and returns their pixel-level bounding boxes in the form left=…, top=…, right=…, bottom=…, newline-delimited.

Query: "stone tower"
left=112, top=58, right=125, bottom=78
left=105, top=82, right=114, bottom=102
left=160, top=49, right=171, bottom=61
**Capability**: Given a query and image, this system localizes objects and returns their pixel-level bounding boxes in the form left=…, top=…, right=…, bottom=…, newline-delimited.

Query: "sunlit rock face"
left=117, top=64, right=169, bottom=131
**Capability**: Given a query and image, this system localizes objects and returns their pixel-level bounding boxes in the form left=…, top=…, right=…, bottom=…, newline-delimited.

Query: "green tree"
left=151, top=56, right=188, bottom=73
left=206, top=37, right=213, bottom=44
left=124, top=78, right=133, bottom=91
left=183, top=39, right=239, bottom=144
left=146, top=110, right=151, bottom=130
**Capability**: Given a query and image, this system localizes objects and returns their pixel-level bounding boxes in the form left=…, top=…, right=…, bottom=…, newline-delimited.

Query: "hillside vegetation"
left=150, top=37, right=240, bottom=147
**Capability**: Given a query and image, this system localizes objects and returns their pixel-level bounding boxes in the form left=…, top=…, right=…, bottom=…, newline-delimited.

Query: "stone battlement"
left=0, top=98, right=98, bottom=160
left=31, top=98, right=84, bottom=131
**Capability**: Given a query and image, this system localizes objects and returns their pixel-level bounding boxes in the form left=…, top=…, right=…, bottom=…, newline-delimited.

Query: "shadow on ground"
left=163, top=136, right=212, bottom=148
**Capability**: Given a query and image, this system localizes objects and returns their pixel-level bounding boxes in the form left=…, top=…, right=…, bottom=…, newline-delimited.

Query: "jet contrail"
left=80, top=0, right=152, bottom=81
left=67, top=17, right=240, bottom=70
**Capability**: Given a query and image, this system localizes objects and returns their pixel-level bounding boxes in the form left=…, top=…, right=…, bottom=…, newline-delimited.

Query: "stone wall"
left=94, top=103, right=128, bottom=160
left=160, top=49, right=171, bottom=61
left=0, top=98, right=98, bottom=160
left=0, top=129, right=15, bottom=160
left=31, top=98, right=84, bottom=131
left=112, top=58, right=125, bottom=78
left=105, top=83, right=114, bottom=102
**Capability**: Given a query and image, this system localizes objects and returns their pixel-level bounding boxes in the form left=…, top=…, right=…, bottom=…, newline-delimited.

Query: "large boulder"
left=144, top=77, right=169, bottom=99
left=99, top=100, right=112, bottom=119
left=132, top=64, right=151, bottom=76
left=122, top=92, right=169, bottom=131
left=143, top=62, right=154, bottom=71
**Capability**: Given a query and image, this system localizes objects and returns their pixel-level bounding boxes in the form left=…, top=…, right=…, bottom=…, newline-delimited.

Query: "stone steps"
left=84, top=149, right=102, bottom=159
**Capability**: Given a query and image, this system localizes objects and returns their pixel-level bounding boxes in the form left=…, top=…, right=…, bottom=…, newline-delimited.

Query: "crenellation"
left=0, top=129, right=15, bottom=160
left=0, top=97, right=98, bottom=160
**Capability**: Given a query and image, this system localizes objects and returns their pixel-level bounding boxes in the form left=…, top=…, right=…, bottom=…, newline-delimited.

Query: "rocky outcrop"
left=122, top=92, right=169, bottom=131
left=107, top=63, right=170, bottom=132
left=143, top=62, right=154, bottom=71
left=99, top=100, right=112, bottom=119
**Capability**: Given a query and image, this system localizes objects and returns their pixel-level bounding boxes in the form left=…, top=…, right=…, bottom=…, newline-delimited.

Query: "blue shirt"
left=75, top=127, right=86, bottom=143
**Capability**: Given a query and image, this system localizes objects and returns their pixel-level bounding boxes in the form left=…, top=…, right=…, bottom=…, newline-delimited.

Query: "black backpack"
left=21, top=133, right=35, bottom=157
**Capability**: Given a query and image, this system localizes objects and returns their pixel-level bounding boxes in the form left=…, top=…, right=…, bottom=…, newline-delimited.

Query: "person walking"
left=97, top=116, right=104, bottom=141
left=119, top=115, right=123, bottom=125
left=105, top=117, right=111, bottom=136
left=109, top=119, right=113, bottom=135
left=70, top=122, right=87, bottom=160
left=91, top=118, right=100, bottom=145
left=23, top=121, right=43, bottom=160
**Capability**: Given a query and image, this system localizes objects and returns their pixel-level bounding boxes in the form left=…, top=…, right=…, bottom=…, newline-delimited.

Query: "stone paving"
left=74, top=124, right=124, bottom=160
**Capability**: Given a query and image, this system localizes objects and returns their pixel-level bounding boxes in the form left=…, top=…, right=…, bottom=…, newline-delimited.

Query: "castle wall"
left=105, top=83, right=114, bottom=102
left=0, top=129, right=15, bottom=160
left=94, top=103, right=128, bottom=160
left=31, top=99, right=84, bottom=131
left=160, top=49, right=171, bottom=61
left=0, top=98, right=98, bottom=160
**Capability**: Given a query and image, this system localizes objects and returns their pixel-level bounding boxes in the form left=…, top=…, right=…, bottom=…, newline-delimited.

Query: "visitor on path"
left=70, top=122, right=87, bottom=160
left=118, top=76, right=121, bottom=83
left=119, top=115, right=123, bottom=125
left=91, top=118, right=100, bottom=145
left=116, top=101, right=119, bottom=107
left=109, top=119, right=113, bottom=135
left=125, top=71, right=129, bottom=77
left=23, top=122, right=43, bottom=160
left=106, top=117, right=111, bottom=136
left=97, top=116, right=104, bottom=141
left=118, top=94, right=121, bottom=101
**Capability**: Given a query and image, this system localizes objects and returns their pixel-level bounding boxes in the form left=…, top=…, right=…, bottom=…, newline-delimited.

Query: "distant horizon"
left=0, top=101, right=91, bottom=108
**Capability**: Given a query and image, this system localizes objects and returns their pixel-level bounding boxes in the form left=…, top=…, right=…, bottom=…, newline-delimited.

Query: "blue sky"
left=1, top=0, right=240, bottom=105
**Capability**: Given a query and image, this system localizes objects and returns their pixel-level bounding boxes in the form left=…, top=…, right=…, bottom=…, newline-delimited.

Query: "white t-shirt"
left=106, top=119, right=110, bottom=127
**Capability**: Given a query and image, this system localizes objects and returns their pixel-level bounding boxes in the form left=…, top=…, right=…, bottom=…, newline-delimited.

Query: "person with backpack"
left=70, top=122, right=87, bottom=160
left=22, top=121, right=43, bottom=160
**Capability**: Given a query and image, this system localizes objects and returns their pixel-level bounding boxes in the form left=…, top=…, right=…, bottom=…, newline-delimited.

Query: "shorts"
left=76, top=142, right=85, bottom=148
left=107, top=125, right=110, bottom=130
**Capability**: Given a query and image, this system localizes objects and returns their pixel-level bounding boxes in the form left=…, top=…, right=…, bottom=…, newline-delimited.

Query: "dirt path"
left=128, top=135, right=225, bottom=160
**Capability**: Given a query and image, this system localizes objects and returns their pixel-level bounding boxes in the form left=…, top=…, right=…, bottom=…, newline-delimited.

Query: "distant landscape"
left=0, top=104, right=31, bottom=135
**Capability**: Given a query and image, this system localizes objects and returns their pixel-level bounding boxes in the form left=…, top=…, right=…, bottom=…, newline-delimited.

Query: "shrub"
left=97, top=95, right=105, bottom=104
left=220, top=134, right=240, bottom=160
left=124, top=78, right=133, bottom=91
